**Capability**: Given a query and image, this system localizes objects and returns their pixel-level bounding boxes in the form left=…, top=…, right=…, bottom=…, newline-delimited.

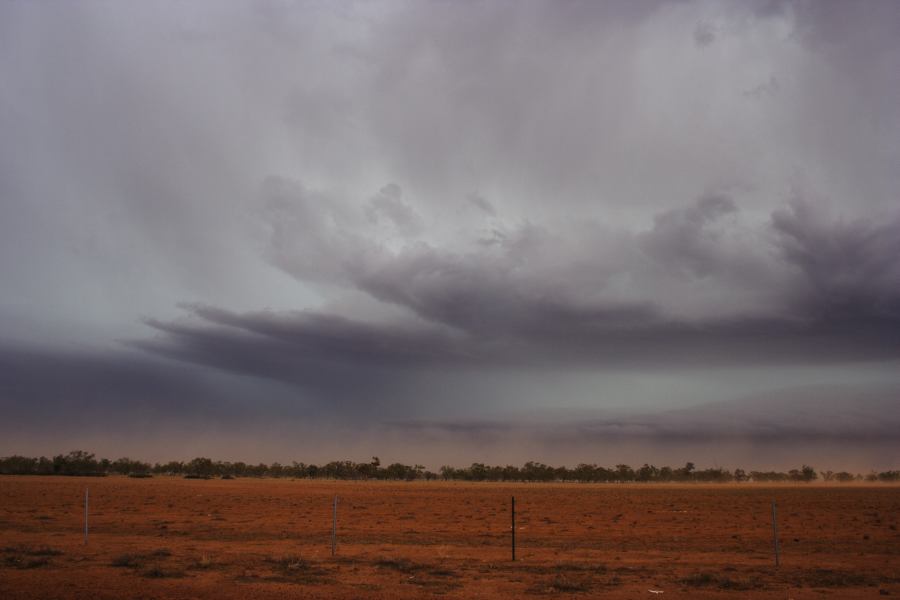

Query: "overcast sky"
left=1, top=0, right=898, bottom=469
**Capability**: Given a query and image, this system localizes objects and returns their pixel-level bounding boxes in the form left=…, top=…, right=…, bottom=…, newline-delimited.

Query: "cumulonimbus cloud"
left=132, top=181, right=900, bottom=385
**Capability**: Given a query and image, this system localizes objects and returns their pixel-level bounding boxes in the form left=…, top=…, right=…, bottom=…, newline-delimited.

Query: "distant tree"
left=750, top=470, right=789, bottom=482
left=53, top=450, right=101, bottom=476
left=789, top=465, right=817, bottom=482
left=658, top=466, right=674, bottom=482
left=615, top=464, right=635, bottom=482
left=186, top=457, right=214, bottom=478
left=0, top=452, right=876, bottom=484
left=573, top=463, right=597, bottom=482
left=636, top=464, right=660, bottom=482
left=522, top=462, right=554, bottom=482
left=384, top=462, right=417, bottom=480
left=111, top=457, right=150, bottom=475
left=801, top=465, right=817, bottom=482
left=674, top=462, right=695, bottom=482
left=877, top=470, right=900, bottom=482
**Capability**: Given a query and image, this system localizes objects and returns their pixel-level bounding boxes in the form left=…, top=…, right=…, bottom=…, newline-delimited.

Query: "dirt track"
left=1, top=476, right=898, bottom=598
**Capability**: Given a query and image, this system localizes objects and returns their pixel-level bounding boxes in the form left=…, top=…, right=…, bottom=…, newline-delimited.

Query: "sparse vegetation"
left=111, top=549, right=171, bottom=569
left=260, top=554, right=333, bottom=584
left=1, top=545, right=63, bottom=569
left=1, top=452, right=896, bottom=483
left=544, top=574, right=592, bottom=593
left=141, top=565, right=184, bottom=578
left=682, top=572, right=767, bottom=590
left=111, top=554, right=143, bottom=568
left=794, top=568, right=874, bottom=588
left=522, top=563, right=618, bottom=594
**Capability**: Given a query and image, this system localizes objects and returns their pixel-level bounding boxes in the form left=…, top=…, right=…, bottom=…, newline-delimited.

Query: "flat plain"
left=1, top=476, right=898, bottom=599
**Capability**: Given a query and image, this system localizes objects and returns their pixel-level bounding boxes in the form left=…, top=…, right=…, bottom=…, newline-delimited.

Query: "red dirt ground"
left=1, top=477, right=898, bottom=599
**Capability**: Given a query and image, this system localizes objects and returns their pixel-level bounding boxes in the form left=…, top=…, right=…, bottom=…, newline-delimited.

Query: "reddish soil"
left=1, top=476, right=898, bottom=599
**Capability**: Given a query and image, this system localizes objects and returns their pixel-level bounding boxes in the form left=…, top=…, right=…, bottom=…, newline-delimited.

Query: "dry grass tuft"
left=110, top=554, right=143, bottom=568
left=681, top=571, right=767, bottom=590
left=2, top=546, right=62, bottom=569
left=141, top=564, right=185, bottom=578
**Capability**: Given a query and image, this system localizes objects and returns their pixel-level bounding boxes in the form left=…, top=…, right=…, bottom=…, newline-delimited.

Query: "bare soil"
left=1, top=476, right=898, bottom=598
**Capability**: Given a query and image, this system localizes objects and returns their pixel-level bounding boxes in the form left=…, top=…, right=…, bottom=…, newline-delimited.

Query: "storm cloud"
left=1, top=0, right=898, bottom=466
left=138, top=192, right=900, bottom=383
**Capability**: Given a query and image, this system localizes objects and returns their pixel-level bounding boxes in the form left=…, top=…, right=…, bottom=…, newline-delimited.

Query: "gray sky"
left=1, top=0, right=899, bottom=469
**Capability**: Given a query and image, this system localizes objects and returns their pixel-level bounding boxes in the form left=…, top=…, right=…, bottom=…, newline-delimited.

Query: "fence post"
left=331, top=495, right=338, bottom=557
left=771, top=500, right=779, bottom=568
left=84, top=488, right=89, bottom=545
left=511, top=496, right=516, bottom=561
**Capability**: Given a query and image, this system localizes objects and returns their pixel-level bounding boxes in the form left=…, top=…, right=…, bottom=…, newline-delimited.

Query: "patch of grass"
left=520, top=562, right=618, bottom=594
left=4, top=556, right=51, bottom=569
left=141, top=564, right=184, bottom=578
left=112, top=548, right=172, bottom=569
left=719, top=576, right=767, bottom=590
left=110, top=554, right=143, bottom=568
left=2, top=546, right=62, bottom=569
left=681, top=572, right=717, bottom=587
left=260, top=555, right=332, bottom=585
left=681, top=572, right=767, bottom=591
left=371, top=559, right=462, bottom=593
left=23, top=557, right=51, bottom=569
left=528, top=575, right=592, bottom=594
left=548, top=575, right=591, bottom=593
left=374, top=558, right=425, bottom=573
left=795, top=569, right=873, bottom=588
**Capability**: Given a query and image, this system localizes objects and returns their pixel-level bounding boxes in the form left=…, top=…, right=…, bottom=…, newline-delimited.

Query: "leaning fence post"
left=83, top=488, right=89, bottom=545
left=511, top=496, right=516, bottom=561
left=771, top=500, right=779, bottom=568
left=331, top=495, right=338, bottom=557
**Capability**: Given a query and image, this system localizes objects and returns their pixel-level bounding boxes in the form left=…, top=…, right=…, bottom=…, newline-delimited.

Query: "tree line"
left=1, top=451, right=897, bottom=483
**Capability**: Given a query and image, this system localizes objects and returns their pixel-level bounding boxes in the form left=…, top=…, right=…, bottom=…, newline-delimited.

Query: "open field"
left=1, top=477, right=898, bottom=599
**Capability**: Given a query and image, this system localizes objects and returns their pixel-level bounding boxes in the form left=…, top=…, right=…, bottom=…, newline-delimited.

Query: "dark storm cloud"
left=135, top=300, right=900, bottom=385
left=771, top=201, right=900, bottom=321
left=0, top=338, right=405, bottom=442
left=1, top=0, right=899, bottom=462
left=0, top=343, right=233, bottom=425
left=6, top=338, right=894, bottom=469
left=137, top=303, right=473, bottom=373
left=639, top=192, right=739, bottom=278
left=135, top=186, right=900, bottom=381
left=205, top=179, right=899, bottom=372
